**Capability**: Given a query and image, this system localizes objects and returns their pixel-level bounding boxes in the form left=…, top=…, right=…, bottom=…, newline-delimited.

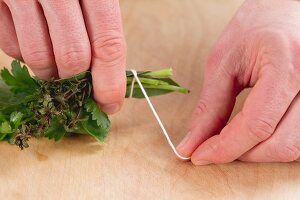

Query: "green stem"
left=127, top=77, right=169, bottom=86
left=131, top=84, right=189, bottom=94
left=142, top=68, right=173, bottom=77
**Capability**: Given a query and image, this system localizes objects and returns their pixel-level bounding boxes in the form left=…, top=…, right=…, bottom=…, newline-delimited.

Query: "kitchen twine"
left=129, top=69, right=190, bottom=160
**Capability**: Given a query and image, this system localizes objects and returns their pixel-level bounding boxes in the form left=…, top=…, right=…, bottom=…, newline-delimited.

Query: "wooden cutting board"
left=1, top=0, right=300, bottom=199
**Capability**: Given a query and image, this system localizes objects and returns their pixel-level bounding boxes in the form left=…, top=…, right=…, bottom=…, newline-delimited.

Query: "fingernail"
left=177, top=131, right=192, bottom=151
left=192, top=159, right=212, bottom=166
left=102, top=103, right=121, bottom=114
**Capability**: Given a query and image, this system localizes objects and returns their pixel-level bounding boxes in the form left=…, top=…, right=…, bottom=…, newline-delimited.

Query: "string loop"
left=130, top=69, right=190, bottom=160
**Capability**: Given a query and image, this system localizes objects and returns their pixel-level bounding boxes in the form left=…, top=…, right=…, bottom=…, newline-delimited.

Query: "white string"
left=129, top=76, right=136, bottom=98
left=130, top=69, right=190, bottom=160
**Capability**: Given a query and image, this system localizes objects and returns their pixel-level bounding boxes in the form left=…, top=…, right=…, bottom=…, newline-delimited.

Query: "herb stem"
left=142, top=68, right=173, bottom=77
left=131, top=84, right=189, bottom=94
left=127, top=77, right=170, bottom=86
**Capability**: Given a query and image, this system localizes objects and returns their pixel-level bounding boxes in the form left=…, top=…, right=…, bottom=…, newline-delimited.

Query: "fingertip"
left=101, top=103, right=122, bottom=115
left=176, top=125, right=215, bottom=159
left=190, top=135, right=224, bottom=165
left=92, top=78, right=126, bottom=115
left=176, top=131, right=194, bottom=157
left=92, top=65, right=126, bottom=114
left=191, top=158, right=212, bottom=166
left=178, top=96, right=235, bottom=161
left=93, top=88, right=124, bottom=115
left=31, top=66, right=58, bottom=80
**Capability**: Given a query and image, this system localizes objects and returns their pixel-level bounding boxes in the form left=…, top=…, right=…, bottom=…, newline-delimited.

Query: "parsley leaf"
left=1, top=60, right=38, bottom=95
left=10, top=112, right=24, bottom=129
left=0, top=60, right=189, bottom=149
left=80, top=115, right=109, bottom=142
left=84, top=98, right=111, bottom=130
left=0, top=121, right=12, bottom=140
left=44, top=117, right=66, bottom=141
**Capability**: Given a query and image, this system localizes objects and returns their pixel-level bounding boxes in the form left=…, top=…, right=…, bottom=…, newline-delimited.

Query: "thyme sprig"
left=0, top=60, right=189, bottom=149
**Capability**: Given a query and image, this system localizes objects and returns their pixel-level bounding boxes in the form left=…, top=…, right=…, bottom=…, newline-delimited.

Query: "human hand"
left=0, top=0, right=126, bottom=114
left=177, top=0, right=300, bottom=165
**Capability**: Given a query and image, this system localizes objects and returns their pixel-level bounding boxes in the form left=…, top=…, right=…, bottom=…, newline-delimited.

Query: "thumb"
left=190, top=33, right=300, bottom=165
left=176, top=48, right=243, bottom=157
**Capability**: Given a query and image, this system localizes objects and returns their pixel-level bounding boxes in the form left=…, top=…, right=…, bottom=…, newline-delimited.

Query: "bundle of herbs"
left=0, top=60, right=189, bottom=149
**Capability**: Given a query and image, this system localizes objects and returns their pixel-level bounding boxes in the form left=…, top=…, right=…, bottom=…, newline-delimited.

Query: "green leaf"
left=1, top=60, right=39, bottom=95
left=44, top=118, right=66, bottom=141
left=81, top=98, right=111, bottom=142
left=126, top=82, right=189, bottom=98
left=0, top=78, right=15, bottom=105
left=125, top=68, right=189, bottom=98
left=10, top=112, right=23, bottom=128
left=125, top=87, right=172, bottom=98
left=0, top=121, right=12, bottom=140
left=0, top=112, right=6, bottom=123
left=84, top=98, right=111, bottom=131
left=0, top=68, right=18, bottom=87
left=79, top=114, right=109, bottom=142
left=127, top=77, right=170, bottom=86
left=0, top=121, right=12, bottom=133
left=11, top=61, right=37, bottom=87
left=0, top=78, right=29, bottom=115
left=0, top=59, right=189, bottom=148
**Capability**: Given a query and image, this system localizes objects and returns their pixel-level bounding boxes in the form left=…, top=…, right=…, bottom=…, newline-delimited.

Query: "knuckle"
left=23, top=50, right=54, bottom=69
left=194, top=99, right=208, bottom=116
left=254, top=29, right=287, bottom=48
left=57, top=49, right=91, bottom=75
left=256, top=30, right=290, bottom=67
left=246, top=118, right=276, bottom=142
left=260, top=30, right=285, bottom=42
left=193, top=99, right=227, bottom=125
left=0, top=45, right=21, bottom=59
left=91, top=31, right=126, bottom=66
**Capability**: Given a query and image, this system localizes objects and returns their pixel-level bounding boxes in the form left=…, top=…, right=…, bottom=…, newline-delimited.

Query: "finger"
left=40, top=0, right=91, bottom=78
left=0, top=2, right=21, bottom=59
left=191, top=62, right=300, bottom=165
left=176, top=47, right=242, bottom=157
left=7, top=0, right=57, bottom=79
left=240, top=94, right=300, bottom=162
left=81, top=0, right=127, bottom=114
left=191, top=33, right=300, bottom=165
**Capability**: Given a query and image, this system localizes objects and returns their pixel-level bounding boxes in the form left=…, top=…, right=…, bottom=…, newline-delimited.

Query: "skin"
left=0, top=0, right=126, bottom=115
left=177, top=0, right=300, bottom=165
left=1, top=0, right=300, bottom=164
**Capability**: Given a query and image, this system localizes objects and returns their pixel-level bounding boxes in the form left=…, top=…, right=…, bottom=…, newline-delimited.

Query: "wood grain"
left=1, top=0, right=300, bottom=199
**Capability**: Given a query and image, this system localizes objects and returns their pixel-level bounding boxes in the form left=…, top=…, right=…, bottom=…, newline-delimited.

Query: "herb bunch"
left=0, top=60, right=189, bottom=149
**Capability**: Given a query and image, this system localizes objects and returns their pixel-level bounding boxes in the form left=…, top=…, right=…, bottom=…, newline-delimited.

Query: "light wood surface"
left=1, top=1, right=300, bottom=199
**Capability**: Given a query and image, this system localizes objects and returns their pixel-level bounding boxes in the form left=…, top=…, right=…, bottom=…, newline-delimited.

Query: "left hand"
left=176, top=0, right=300, bottom=165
